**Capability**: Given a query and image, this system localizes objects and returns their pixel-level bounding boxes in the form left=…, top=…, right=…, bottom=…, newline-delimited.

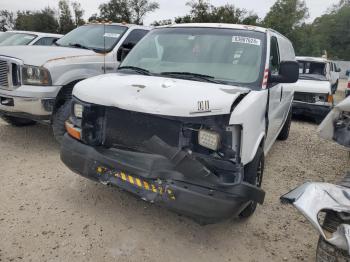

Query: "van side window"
left=270, top=36, right=280, bottom=75
left=120, top=29, right=148, bottom=49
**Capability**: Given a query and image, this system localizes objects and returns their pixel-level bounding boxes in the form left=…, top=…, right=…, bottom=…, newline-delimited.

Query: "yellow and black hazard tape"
left=96, top=166, right=176, bottom=200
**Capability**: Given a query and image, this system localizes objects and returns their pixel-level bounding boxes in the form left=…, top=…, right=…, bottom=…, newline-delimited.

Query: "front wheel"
left=52, top=100, right=72, bottom=144
left=239, top=147, right=264, bottom=219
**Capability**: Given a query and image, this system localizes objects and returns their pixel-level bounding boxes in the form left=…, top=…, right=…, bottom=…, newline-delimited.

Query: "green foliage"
left=96, top=0, right=159, bottom=24
left=15, top=8, right=59, bottom=33
left=72, top=1, right=85, bottom=26
left=263, top=0, right=309, bottom=39
left=174, top=0, right=259, bottom=25
left=58, top=0, right=75, bottom=34
left=0, top=10, right=15, bottom=30
left=151, top=19, right=172, bottom=26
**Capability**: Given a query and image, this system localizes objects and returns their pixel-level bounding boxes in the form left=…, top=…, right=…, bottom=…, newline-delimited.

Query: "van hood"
left=293, top=79, right=331, bottom=94
left=0, top=46, right=99, bottom=66
left=73, top=73, right=250, bottom=117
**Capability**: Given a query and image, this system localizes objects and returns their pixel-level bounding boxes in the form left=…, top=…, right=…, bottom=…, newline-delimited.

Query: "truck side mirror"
left=117, top=43, right=135, bottom=62
left=336, top=67, right=341, bottom=73
left=346, top=70, right=350, bottom=77
left=269, top=61, right=299, bottom=84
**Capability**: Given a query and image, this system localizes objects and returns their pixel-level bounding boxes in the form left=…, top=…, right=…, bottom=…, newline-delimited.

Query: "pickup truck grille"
left=294, top=92, right=316, bottom=103
left=0, top=59, right=9, bottom=87
left=102, top=107, right=182, bottom=149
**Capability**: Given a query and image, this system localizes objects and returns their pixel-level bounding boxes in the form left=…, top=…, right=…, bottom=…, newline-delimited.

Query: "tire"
left=239, top=147, right=264, bottom=219
left=277, top=108, right=292, bottom=141
left=1, top=115, right=36, bottom=126
left=52, top=100, right=72, bottom=144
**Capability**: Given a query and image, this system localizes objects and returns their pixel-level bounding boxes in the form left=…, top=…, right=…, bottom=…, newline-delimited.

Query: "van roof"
left=160, top=23, right=269, bottom=33
left=296, top=56, right=329, bottom=63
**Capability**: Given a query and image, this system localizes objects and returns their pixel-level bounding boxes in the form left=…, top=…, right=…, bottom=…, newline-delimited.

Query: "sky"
left=0, top=0, right=339, bottom=25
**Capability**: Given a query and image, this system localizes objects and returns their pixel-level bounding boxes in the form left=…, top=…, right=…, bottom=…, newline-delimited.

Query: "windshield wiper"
left=160, top=72, right=222, bottom=84
left=118, top=66, right=152, bottom=76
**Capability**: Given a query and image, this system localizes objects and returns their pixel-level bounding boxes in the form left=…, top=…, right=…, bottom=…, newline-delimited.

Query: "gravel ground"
left=0, top=82, right=349, bottom=262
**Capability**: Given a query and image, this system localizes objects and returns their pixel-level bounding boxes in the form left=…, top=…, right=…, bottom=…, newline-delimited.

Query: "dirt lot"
left=0, top=81, right=349, bottom=262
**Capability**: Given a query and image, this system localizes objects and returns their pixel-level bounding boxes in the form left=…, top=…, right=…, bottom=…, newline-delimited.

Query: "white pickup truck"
left=0, top=23, right=151, bottom=142
left=61, top=24, right=299, bottom=223
left=292, top=56, right=340, bottom=123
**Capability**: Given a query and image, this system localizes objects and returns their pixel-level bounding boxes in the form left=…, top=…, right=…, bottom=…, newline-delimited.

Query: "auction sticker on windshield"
left=232, top=36, right=261, bottom=46
left=104, top=33, right=121, bottom=38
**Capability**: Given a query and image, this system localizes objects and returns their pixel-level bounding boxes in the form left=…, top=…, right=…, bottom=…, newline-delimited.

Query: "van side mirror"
left=346, top=70, right=350, bottom=77
left=336, top=67, right=341, bottom=73
left=269, top=61, right=299, bottom=84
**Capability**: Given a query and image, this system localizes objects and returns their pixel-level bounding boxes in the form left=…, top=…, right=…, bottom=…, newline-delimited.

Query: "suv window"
left=33, top=37, right=58, bottom=46
left=270, top=36, right=280, bottom=75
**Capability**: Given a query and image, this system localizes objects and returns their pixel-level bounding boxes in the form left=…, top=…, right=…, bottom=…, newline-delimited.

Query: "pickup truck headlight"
left=22, top=65, right=52, bottom=86
left=198, top=129, right=221, bottom=151
left=73, top=103, right=84, bottom=119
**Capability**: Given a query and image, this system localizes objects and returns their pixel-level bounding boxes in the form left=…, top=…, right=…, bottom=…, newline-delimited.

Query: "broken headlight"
left=198, top=129, right=221, bottom=151
left=74, top=103, right=84, bottom=119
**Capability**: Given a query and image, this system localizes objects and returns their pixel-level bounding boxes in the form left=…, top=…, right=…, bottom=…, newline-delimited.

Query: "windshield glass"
left=120, top=27, right=266, bottom=88
left=0, top=32, right=36, bottom=46
left=298, top=61, right=328, bottom=81
left=56, top=24, right=127, bottom=52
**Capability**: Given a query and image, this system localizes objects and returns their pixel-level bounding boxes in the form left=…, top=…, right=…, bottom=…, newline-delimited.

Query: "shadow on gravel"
left=292, top=114, right=320, bottom=125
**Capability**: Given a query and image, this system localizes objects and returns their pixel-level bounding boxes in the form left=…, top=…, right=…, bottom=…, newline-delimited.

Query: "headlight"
left=198, top=129, right=221, bottom=151
left=74, top=103, right=84, bottom=119
left=22, top=65, right=52, bottom=86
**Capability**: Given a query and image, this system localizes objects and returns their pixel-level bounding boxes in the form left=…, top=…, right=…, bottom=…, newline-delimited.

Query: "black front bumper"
left=61, top=135, right=265, bottom=222
left=292, top=101, right=331, bottom=120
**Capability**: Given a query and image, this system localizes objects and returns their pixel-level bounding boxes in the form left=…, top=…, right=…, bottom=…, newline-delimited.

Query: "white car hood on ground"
left=293, top=79, right=331, bottom=94
left=0, top=46, right=98, bottom=66
left=73, top=73, right=249, bottom=117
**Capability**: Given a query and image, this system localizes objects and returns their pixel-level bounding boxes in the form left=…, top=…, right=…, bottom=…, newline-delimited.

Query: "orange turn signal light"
left=327, top=94, right=334, bottom=104
left=65, top=121, right=81, bottom=141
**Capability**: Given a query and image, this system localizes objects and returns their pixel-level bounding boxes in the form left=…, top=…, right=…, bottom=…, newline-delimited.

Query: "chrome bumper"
left=0, top=85, right=62, bottom=120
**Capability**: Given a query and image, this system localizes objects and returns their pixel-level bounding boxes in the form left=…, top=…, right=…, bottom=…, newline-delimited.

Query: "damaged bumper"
left=292, top=101, right=332, bottom=120
left=281, top=182, right=350, bottom=254
left=61, top=135, right=265, bottom=221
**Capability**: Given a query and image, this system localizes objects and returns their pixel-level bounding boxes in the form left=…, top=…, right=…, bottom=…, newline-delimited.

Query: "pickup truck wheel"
left=52, top=100, right=71, bottom=144
left=277, top=108, right=292, bottom=141
left=1, top=115, right=36, bottom=126
left=239, top=147, right=264, bottom=219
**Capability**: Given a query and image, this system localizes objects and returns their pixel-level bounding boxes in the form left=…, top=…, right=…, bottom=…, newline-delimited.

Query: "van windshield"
left=0, top=32, right=37, bottom=46
left=120, top=27, right=266, bottom=88
left=56, top=24, right=127, bottom=52
left=298, top=61, right=328, bottom=81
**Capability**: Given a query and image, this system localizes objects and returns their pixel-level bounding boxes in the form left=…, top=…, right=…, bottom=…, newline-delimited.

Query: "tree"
left=0, top=10, right=15, bottom=31
left=58, top=0, right=75, bottom=34
left=129, top=0, right=159, bottom=24
left=99, top=0, right=132, bottom=22
left=98, top=0, right=159, bottom=24
left=15, top=8, right=59, bottom=33
left=71, top=1, right=85, bottom=26
left=151, top=19, right=172, bottom=26
left=263, top=0, right=309, bottom=40
left=175, top=0, right=259, bottom=25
